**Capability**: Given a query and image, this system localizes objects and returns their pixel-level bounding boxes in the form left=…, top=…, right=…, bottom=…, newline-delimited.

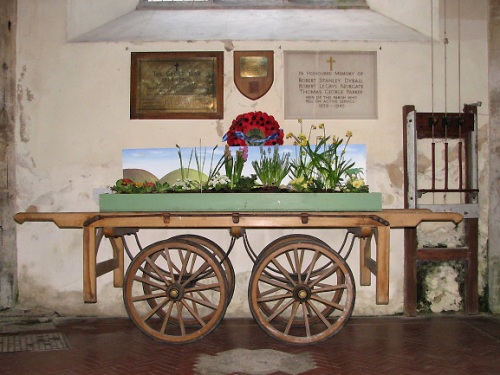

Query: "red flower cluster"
left=223, top=111, right=284, bottom=146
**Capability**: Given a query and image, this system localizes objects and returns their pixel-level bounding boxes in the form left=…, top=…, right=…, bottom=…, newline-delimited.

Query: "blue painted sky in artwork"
left=122, top=144, right=367, bottom=183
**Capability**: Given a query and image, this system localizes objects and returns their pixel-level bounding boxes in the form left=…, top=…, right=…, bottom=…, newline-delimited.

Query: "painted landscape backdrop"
left=122, top=145, right=367, bottom=186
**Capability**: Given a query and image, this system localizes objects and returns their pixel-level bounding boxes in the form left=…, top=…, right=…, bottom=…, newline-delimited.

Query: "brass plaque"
left=240, top=56, right=268, bottom=78
left=234, top=51, right=274, bottom=100
left=130, top=52, right=223, bottom=119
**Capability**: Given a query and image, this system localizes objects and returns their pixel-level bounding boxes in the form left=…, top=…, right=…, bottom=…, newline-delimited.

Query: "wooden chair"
left=402, top=105, right=479, bottom=316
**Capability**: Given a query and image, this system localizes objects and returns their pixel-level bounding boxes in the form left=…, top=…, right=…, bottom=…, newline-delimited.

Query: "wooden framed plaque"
left=130, top=52, right=224, bottom=119
left=234, top=51, right=274, bottom=100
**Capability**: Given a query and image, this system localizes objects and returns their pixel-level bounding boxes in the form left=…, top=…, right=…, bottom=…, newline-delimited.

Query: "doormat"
left=0, top=332, right=70, bottom=353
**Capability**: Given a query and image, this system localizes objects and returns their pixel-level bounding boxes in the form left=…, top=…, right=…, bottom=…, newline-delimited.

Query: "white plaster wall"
left=14, top=0, right=489, bottom=318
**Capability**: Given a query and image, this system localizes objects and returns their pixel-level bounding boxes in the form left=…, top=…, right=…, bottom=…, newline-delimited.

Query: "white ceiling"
left=71, top=8, right=429, bottom=42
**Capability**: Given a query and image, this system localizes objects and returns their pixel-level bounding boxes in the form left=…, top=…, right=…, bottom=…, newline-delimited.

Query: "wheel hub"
left=293, top=284, right=311, bottom=301
left=167, top=284, right=184, bottom=301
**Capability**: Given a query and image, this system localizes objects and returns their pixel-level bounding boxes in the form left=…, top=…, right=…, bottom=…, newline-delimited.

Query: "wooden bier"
left=14, top=209, right=462, bottom=306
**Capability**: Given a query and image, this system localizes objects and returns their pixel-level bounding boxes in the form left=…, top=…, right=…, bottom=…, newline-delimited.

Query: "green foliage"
left=252, top=145, right=291, bottom=187
left=287, top=120, right=368, bottom=192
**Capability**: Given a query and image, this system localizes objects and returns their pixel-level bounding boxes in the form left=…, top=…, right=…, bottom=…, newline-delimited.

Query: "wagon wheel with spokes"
left=167, top=234, right=236, bottom=303
left=140, top=235, right=234, bottom=326
left=254, top=235, right=345, bottom=326
left=124, top=239, right=228, bottom=343
left=248, top=239, right=355, bottom=345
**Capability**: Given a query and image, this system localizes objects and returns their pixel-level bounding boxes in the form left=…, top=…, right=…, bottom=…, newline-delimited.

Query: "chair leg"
left=464, top=218, right=479, bottom=314
left=404, top=227, right=418, bottom=317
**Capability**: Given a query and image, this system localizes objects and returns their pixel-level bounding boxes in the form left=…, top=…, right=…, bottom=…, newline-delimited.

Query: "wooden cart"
left=14, top=209, right=462, bottom=345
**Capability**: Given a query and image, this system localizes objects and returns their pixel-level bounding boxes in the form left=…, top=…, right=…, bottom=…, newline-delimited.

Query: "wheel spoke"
left=285, top=251, right=297, bottom=276
left=306, top=300, right=332, bottom=328
left=284, top=301, right=300, bottom=335
left=181, top=261, right=211, bottom=287
left=309, top=264, right=340, bottom=288
left=185, top=282, right=221, bottom=294
left=293, top=247, right=305, bottom=283
left=302, top=302, right=311, bottom=337
left=160, top=249, right=181, bottom=277
left=266, top=297, right=294, bottom=323
left=144, top=255, right=172, bottom=286
left=176, top=301, right=186, bottom=336
left=160, top=300, right=175, bottom=334
left=270, top=258, right=297, bottom=286
left=142, top=297, right=169, bottom=320
left=313, top=283, right=347, bottom=294
left=260, top=271, right=294, bottom=292
left=310, top=294, right=345, bottom=311
left=134, top=275, right=167, bottom=291
left=178, top=250, right=192, bottom=282
left=303, top=249, right=321, bottom=284
left=259, top=285, right=282, bottom=297
left=257, top=292, right=293, bottom=303
left=181, top=299, right=207, bottom=326
left=183, top=293, right=219, bottom=310
left=132, top=291, right=167, bottom=302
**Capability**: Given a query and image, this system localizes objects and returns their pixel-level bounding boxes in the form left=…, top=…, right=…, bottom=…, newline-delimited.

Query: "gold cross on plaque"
left=326, top=57, right=336, bottom=71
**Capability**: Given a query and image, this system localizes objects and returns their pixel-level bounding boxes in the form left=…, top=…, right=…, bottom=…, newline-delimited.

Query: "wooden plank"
left=417, top=248, right=469, bottom=260
left=83, top=227, right=97, bottom=303
left=359, top=235, right=372, bottom=286
left=14, top=212, right=95, bottom=227
left=109, top=236, right=125, bottom=288
left=365, top=257, right=377, bottom=276
left=375, top=226, right=390, bottom=305
left=404, top=227, right=418, bottom=317
left=95, top=258, right=119, bottom=278
left=14, top=209, right=463, bottom=229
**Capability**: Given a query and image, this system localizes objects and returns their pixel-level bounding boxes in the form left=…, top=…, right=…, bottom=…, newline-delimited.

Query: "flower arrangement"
left=222, top=111, right=284, bottom=146
left=287, top=119, right=368, bottom=193
left=110, top=114, right=368, bottom=194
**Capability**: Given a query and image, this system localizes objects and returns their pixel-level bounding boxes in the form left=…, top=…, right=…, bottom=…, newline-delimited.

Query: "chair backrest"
left=402, top=105, right=479, bottom=218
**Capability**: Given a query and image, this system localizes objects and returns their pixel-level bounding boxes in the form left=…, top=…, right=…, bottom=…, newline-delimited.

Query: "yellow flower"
left=297, top=133, right=308, bottom=147
left=286, top=132, right=293, bottom=139
left=318, top=123, right=325, bottom=129
left=352, top=179, right=365, bottom=188
left=346, top=130, right=353, bottom=138
left=291, top=176, right=304, bottom=184
left=311, top=125, right=317, bottom=130
left=298, top=118, right=303, bottom=124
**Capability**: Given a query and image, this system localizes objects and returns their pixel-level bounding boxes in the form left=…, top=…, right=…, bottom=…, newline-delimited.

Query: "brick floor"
left=0, top=314, right=499, bottom=374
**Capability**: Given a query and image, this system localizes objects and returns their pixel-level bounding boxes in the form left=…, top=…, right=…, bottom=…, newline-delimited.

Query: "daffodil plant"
left=287, top=119, right=366, bottom=192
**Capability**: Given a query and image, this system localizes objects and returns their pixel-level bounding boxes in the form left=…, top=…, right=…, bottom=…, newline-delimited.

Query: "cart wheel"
left=124, top=239, right=228, bottom=343
left=168, top=234, right=236, bottom=303
left=256, top=235, right=342, bottom=326
left=248, top=239, right=355, bottom=345
left=261, top=234, right=329, bottom=256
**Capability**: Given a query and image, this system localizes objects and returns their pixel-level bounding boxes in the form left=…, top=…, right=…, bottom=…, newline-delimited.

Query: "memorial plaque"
left=130, top=52, right=223, bottom=119
left=284, top=51, right=377, bottom=119
left=234, top=51, right=274, bottom=100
